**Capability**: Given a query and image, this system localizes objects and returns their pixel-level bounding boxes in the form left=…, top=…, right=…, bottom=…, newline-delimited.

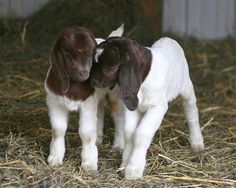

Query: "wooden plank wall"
left=0, top=0, right=48, bottom=18
left=163, top=0, right=236, bottom=39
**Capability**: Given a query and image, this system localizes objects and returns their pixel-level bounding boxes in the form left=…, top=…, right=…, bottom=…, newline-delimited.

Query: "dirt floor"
left=1, top=1, right=236, bottom=187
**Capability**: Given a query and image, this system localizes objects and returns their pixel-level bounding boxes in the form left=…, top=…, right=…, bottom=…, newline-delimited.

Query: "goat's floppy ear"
left=118, top=52, right=142, bottom=111
left=50, top=44, right=70, bottom=94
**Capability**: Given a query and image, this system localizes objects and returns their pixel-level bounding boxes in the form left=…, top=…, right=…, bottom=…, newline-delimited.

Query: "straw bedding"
left=0, top=0, right=235, bottom=187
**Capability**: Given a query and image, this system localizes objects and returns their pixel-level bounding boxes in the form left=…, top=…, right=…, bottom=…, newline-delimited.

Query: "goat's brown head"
left=90, top=37, right=152, bottom=111
left=50, top=26, right=97, bottom=94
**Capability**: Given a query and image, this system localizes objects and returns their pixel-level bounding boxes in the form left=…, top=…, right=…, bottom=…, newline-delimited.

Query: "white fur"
left=94, top=48, right=104, bottom=63
left=46, top=26, right=125, bottom=171
left=108, top=23, right=124, bottom=38
left=122, top=37, right=204, bottom=180
left=95, top=38, right=105, bottom=45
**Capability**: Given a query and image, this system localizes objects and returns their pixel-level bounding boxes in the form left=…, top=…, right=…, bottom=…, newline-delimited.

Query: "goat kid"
left=90, top=37, right=204, bottom=179
left=45, top=25, right=124, bottom=171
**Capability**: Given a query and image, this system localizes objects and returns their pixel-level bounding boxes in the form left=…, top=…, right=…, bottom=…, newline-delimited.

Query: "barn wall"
left=0, top=0, right=48, bottom=18
left=163, top=0, right=236, bottom=39
left=1, top=0, right=236, bottom=39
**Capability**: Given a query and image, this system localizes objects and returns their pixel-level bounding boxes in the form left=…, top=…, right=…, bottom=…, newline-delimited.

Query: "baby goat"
left=90, top=37, right=204, bottom=180
left=45, top=26, right=124, bottom=171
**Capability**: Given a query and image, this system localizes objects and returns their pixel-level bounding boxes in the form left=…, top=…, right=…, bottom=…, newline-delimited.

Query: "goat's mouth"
left=70, top=71, right=89, bottom=82
left=77, top=71, right=89, bottom=81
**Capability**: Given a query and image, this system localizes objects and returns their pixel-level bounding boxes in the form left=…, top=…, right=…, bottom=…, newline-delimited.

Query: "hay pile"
left=0, top=0, right=236, bottom=187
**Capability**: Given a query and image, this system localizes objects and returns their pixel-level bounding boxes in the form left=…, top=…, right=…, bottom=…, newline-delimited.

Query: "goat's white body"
left=45, top=37, right=124, bottom=170
left=122, top=37, right=204, bottom=179
left=137, top=38, right=188, bottom=111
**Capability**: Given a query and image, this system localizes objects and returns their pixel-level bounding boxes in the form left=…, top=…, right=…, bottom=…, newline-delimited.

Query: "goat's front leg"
left=47, top=100, right=69, bottom=166
left=125, top=104, right=168, bottom=180
left=121, top=109, right=141, bottom=168
left=79, top=100, right=98, bottom=171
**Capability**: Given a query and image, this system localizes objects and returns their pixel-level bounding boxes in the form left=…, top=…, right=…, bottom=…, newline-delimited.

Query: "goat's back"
left=141, top=37, right=190, bottom=104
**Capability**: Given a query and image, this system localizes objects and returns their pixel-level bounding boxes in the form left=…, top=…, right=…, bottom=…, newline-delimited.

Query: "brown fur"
left=107, top=100, right=118, bottom=113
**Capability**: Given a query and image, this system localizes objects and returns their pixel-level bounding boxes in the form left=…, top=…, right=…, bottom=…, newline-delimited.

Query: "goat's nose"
left=79, top=71, right=88, bottom=77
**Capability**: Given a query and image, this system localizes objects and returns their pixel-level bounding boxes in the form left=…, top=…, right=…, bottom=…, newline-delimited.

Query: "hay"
left=0, top=0, right=236, bottom=187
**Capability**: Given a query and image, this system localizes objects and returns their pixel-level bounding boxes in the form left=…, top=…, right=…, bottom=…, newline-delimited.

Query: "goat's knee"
left=79, top=127, right=98, bottom=171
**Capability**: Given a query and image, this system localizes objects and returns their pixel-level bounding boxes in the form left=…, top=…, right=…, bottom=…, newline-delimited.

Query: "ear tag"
left=94, top=48, right=104, bottom=63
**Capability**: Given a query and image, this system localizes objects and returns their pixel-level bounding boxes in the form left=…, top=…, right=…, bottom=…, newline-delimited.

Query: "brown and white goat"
left=45, top=26, right=124, bottom=171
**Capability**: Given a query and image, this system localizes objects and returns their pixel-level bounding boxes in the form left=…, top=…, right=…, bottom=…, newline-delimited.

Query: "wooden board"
left=163, top=0, right=236, bottom=39
left=0, top=0, right=48, bottom=18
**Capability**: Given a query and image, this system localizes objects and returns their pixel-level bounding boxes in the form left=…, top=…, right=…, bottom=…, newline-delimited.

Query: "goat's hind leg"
left=181, top=80, right=204, bottom=152
left=110, top=99, right=125, bottom=150
left=96, top=99, right=105, bottom=145
left=108, top=87, right=125, bottom=150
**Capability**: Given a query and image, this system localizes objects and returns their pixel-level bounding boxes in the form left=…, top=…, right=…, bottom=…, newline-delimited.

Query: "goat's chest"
left=55, top=95, right=85, bottom=111
left=67, top=81, right=95, bottom=101
left=58, top=88, right=107, bottom=112
left=137, top=74, right=166, bottom=113
left=137, top=84, right=159, bottom=113
left=47, top=88, right=101, bottom=112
